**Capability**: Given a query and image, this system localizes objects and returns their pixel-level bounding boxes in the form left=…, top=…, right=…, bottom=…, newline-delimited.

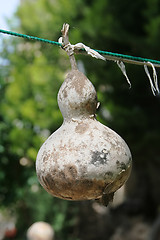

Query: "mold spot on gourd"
left=36, top=24, right=132, bottom=206
left=91, top=150, right=109, bottom=166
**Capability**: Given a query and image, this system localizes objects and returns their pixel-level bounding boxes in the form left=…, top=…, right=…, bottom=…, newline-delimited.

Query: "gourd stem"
left=61, top=23, right=78, bottom=70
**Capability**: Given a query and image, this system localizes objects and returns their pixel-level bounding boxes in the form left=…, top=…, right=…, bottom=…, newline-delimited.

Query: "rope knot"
left=58, top=37, right=74, bottom=56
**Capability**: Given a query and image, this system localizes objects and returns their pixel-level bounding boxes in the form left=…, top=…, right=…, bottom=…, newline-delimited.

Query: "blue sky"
left=0, top=0, right=20, bottom=29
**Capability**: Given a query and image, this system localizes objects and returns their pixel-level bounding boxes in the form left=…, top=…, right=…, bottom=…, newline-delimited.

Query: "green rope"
left=95, top=49, right=160, bottom=65
left=0, top=29, right=62, bottom=47
left=0, top=29, right=160, bottom=66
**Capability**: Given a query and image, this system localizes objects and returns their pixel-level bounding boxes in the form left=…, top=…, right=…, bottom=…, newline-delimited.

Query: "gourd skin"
left=36, top=70, right=132, bottom=201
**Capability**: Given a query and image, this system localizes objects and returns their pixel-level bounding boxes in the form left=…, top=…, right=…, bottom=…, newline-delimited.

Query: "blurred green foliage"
left=0, top=0, right=160, bottom=239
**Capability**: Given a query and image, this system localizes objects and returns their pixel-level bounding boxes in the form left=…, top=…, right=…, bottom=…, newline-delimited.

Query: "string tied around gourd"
left=58, top=23, right=159, bottom=95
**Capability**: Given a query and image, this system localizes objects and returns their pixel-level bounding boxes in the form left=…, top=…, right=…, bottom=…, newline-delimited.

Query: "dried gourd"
left=36, top=24, right=132, bottom=205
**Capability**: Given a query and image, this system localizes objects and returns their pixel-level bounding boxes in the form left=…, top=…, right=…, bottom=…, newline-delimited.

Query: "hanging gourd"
left=36, top=24, right=132, bottom=206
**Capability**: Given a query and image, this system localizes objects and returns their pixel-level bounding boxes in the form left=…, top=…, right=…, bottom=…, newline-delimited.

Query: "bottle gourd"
left=36, top=69, right=132, bottom=204
left=36, top=23, right=132, bottom=205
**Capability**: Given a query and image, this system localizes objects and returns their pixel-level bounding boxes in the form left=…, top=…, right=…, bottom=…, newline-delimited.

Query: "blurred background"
left=0, top=0, right=160, bottom=239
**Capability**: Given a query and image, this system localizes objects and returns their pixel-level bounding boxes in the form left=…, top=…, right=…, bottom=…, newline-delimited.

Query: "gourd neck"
left=58, top=70, right=98, bottom=120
